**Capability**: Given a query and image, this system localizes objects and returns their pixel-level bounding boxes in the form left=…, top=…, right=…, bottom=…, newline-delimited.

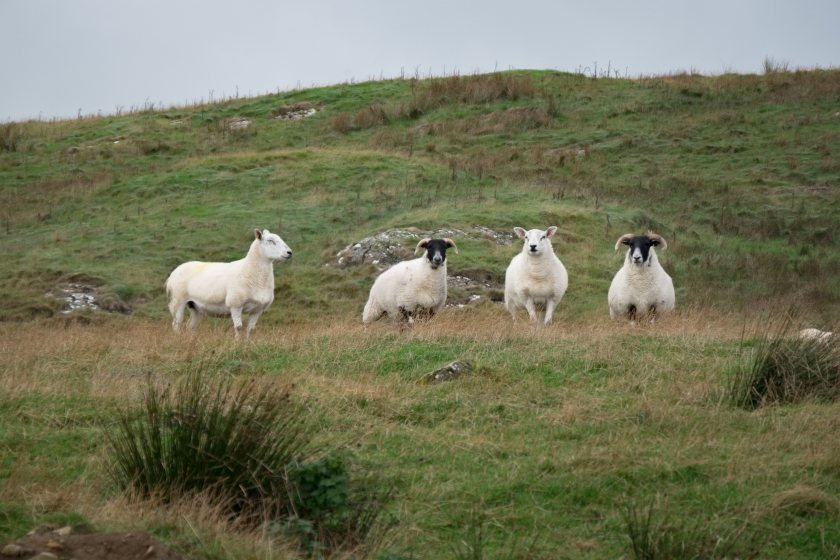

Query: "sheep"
left=799, top=328, right=836, bottom=343
left=362, top=238, right=458, bottom=325
left=504, top=226, right=568, bottom=326
left=165, top=229, right=292, bottom=339
left=607, top=232, right=675, bottom=324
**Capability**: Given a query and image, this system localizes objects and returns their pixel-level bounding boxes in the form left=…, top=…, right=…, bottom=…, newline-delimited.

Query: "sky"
left=2, top=0, right=840, bottom=122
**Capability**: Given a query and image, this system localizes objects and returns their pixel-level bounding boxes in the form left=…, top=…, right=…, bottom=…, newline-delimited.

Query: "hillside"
left=1, top=70, right=840, bottom=559
left=2, top=69, right=839, bottom=322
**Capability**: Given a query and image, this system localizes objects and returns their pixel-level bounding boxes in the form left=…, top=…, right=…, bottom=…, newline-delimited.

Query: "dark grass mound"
left=730, top=319, right=840, bottom=409
left=104, top=367, right=391, bottom=555
left=105, top=371, right=307, bottom=521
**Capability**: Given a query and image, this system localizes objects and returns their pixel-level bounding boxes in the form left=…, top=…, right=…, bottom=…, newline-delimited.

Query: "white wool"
left=799, top=328, right=836, bottom=343
left=362, top=238, right=457, bottom=325
left=165, top=229, right=292, bottom=338
left=504, top=227, right=568, bottom=326
left=607, top=235, right=675, bottom=323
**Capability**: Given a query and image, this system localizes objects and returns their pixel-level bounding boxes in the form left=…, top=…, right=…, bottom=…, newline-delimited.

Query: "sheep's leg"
left=627, top=305, right=637, bottom=326
left=245, top=310, right=263, bottom=339
left=505, top=300, right=517, bottom=322
left=230, top=307, right=244, bottom=339
left=525, top=298, right=539, bottom=323
left=187, top=307, right=202, bottom=331
left=648, top=305, right=657, bottom=325
left=543, top=299, right=557, bottom=327
left=399, top=306, right=414, bottom=325
left=171, top=302, right=187, bottom=333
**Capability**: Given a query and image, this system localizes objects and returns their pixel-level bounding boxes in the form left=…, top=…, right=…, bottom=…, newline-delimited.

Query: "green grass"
left=2, top=68, right=840, bottom=558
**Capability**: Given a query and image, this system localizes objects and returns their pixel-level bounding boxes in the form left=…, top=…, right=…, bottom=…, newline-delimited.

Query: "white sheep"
left=504, top=226, right=568, bottom=326
left=608, top=232, right=675, bottom=323
left=362, top=238, right=458, bottom=325
left=165, top=229, right=292, bottom=339
left=799, top=328, right=836, bottom=343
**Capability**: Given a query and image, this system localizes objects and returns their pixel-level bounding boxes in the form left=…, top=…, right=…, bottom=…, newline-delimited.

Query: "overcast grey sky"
left=2, top=0, right=839, bottom=121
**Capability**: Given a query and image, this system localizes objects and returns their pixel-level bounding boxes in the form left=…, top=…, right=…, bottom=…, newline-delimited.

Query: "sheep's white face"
left=514, top=226, right=557, bottom=257
left=257, top=229, right=293, bottom=261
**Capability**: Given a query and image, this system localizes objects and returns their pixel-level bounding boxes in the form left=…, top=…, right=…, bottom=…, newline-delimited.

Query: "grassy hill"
left=1, top=69, right=839, bottom=559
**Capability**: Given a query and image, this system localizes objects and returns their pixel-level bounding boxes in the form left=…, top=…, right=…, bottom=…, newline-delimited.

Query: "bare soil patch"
left=1, top=525, right=184, bottom=560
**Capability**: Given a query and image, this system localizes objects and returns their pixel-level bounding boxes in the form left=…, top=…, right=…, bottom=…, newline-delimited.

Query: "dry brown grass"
left=2, top=307, right=837, bottom=558
left=94, top=492, right=303, bottom=560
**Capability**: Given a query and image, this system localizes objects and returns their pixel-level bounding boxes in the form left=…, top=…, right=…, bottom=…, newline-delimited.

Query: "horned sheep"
left=504, top=226, right=568, bottom=326
left=607, top=232, right=675, bottom=323
left=362, top=238, right=458, bottom=325
left=165, top=229, right=292, bottom=339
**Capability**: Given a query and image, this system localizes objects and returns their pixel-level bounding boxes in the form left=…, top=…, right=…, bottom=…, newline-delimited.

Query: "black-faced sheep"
left=607, top=232, right=675, bottom=323
left=362, top=238, right=458, bottom=325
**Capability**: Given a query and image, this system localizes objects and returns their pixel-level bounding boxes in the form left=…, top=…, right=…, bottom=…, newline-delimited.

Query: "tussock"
left=768, top=484, right=840, bottom=517
left=730, top=315, right=840, bottom=408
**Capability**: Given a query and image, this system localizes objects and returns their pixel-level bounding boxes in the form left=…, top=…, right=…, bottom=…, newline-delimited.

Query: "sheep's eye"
left=541, top=236, right=546, bottom=240
left=267, top=239, right=276, bottom=245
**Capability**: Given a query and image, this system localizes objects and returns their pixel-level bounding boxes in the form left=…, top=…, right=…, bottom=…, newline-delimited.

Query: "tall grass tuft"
left=729, top=316, right=840, bottom=409
left=105, top=367, right=393, bottom=554
left=623, top=499, right=680, bottom=560
left=622, top=499, right=757, bottom=559
left=105, top=369, right=309, bottom=522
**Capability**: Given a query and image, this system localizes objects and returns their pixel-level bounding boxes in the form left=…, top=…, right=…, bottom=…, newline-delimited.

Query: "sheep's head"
left=415, top=238, right=458, bottom=269
left=255, top=229, right=293, bottom=262
left=514, top=226, right=557, bottom=257
left=615, top=232, right=666, bottom=266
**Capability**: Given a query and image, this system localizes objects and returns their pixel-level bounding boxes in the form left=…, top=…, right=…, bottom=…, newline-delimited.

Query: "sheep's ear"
left=513, top=227, right=527, bottom=239
left=255, top=229, right=263, bottom=240
left=546, top=226, right=558, bottom=238
left=414, top=238, right=431, bottom=255
left=615, top=233, right=634, bottom=252
left=444, top=238, right=459, bottom=254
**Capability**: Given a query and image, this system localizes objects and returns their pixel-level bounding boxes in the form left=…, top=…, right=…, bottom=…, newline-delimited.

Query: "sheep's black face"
left=422, top=239, right=451, bottom=269
left=623, top=235, right=659, bottom=265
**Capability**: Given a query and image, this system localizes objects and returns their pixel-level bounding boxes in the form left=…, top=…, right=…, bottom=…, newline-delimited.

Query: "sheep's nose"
left=433, top=255, right=443, bottom=264
left=286, top=250, right=293, bottom=258
left=633, top=256, right=642, bottom=263
left=529, top=244, right=537, bottom=252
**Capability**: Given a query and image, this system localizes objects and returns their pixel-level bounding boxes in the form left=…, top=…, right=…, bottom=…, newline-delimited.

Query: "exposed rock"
left=423, top=360, right=473, bottom=384
left=334, top=226, right=513, bottom=270
left=46, top=282, right=132, bottom=315
left=55, top=527, right=73, bottom=537
left=274, top=101, right=317, bottom=120
left=1, top=543, right=32, bottom=557
left=227, top=117, right=251, bottom=131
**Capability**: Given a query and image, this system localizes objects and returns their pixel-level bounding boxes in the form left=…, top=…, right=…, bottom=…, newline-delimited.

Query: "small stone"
left=47, top=540, right=64, bottom=550
left=145, top=545, right=156, bottom=557
left=1, top=544, right=31, bottom=557
left=31, top=553, right=59, bottom=560
left=424, top=360, right=473, bottom=384
left=54, top=526, right=72, bottom=536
